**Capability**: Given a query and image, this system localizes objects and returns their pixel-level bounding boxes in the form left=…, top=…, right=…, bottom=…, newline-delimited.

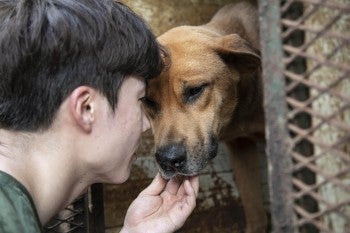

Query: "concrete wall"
left=120, top=0, right=237, bottom=36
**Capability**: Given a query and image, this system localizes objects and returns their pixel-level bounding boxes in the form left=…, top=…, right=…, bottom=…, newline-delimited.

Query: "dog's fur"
left=142, top=2, right=267, bottom=232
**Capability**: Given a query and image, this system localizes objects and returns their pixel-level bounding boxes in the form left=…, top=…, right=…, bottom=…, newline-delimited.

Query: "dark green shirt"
left=0, top=171, right=43, bottom=233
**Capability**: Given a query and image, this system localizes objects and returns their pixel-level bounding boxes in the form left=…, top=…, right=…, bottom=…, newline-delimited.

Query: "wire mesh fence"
left=44, top=184, right=104, bottom=233
left=45, top=196, right=86, bottom=233
left=260, top=0, right=350, bottom=232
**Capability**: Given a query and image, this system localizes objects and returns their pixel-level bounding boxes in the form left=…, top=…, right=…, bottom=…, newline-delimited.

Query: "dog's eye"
left=184, top=83, right=208, bottom=103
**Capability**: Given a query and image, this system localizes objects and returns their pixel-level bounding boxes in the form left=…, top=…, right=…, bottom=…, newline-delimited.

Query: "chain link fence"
left=44, top=184, right=104, bottom=233
left=260, top=0, right=350, bottom=232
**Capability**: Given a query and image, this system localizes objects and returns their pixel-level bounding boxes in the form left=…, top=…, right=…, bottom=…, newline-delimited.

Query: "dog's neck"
left=219, top=71, right=264, bottom=140
left=235, top=71, right=263, bottom=120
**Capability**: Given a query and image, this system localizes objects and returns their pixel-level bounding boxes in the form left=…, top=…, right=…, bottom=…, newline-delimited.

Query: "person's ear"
left=69, top=86, right=96, bottom=133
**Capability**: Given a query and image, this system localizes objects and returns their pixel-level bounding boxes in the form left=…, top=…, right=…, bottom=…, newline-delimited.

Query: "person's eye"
left=139, top=96, right=156, bottom=108
left=139, top=96, right=160, bottom=115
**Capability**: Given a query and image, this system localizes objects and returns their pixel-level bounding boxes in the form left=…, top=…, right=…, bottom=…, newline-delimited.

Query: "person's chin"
left=118, top=174, right=130, bottom=184
left=122, top=157, right=136, bottom=182
left=113, top=171, right=130, bottom=184
left=111, top=153, right=136, bottom=184
left=106, top=167, right=131, bottom=184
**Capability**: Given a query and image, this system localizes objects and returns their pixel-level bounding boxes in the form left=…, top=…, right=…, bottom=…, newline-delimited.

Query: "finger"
left=175, top=179, right=186, bottom=197
left=164, top=176, right=182, bottom=195
left=167, top=179, right=198, bottom=228
left=139, top=173, right=167, bottom=196
left=183, top=179, right=197, bottom=209
left=189, top=176, right=199, bottom=197
left=176, top=175, right=199, bottom=197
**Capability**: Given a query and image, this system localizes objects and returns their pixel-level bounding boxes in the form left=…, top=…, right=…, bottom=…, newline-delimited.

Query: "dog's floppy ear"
left=215, top=34, right=261, bottom=77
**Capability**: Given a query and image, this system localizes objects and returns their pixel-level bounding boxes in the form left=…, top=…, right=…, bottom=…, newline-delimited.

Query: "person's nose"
left=142, top=112, right=150, bottom=132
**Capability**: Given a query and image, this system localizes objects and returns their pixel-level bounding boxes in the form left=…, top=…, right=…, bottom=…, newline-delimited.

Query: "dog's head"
left=142, top=26, right=260, bottom=179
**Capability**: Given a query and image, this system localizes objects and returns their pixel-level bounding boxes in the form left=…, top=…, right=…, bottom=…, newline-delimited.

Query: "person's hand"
left=120, top=173, right=199, bottom=233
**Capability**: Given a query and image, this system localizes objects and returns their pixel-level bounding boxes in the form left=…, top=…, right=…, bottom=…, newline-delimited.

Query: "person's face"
left=94, top=75, right=150, bottom=183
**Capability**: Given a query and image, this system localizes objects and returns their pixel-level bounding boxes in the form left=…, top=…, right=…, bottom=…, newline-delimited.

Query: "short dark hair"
left=0, top=0, right=165, bottom=131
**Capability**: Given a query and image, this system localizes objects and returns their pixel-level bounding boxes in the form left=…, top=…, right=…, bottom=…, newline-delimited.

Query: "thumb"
left=139, top=173, right=167, bottom=196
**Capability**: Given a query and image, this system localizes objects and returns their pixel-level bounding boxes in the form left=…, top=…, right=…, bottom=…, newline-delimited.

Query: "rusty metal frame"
left=259, top=1, right=295, bottom=232
left=259, top=0, right=350, bottom=232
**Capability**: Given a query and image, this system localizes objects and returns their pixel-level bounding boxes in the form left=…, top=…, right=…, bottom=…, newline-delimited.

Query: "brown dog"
left=142, top=2, right=267, bottom=233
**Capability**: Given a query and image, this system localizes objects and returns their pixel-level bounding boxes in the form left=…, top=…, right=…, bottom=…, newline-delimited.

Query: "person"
left=0, top=0, right=199, bottom=232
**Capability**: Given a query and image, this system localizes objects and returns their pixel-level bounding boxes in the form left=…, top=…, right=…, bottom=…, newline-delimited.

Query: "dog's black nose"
left=155, top=143, right=187, bottom=171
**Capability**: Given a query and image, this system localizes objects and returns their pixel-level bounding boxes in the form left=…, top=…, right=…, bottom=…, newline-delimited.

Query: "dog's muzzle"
left=155, top=143, right=187, bottom=173
left=155, top=136, right=219, bottom=179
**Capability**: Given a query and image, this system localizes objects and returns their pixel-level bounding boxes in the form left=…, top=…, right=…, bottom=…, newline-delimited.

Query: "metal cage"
left=259, top=0, right=350, bottom=232
left=44, top=184, right=104, bottom=233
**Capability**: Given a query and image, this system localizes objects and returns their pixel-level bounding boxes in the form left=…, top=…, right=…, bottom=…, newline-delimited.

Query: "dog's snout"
left=155, top=143, right=187, bottom=170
